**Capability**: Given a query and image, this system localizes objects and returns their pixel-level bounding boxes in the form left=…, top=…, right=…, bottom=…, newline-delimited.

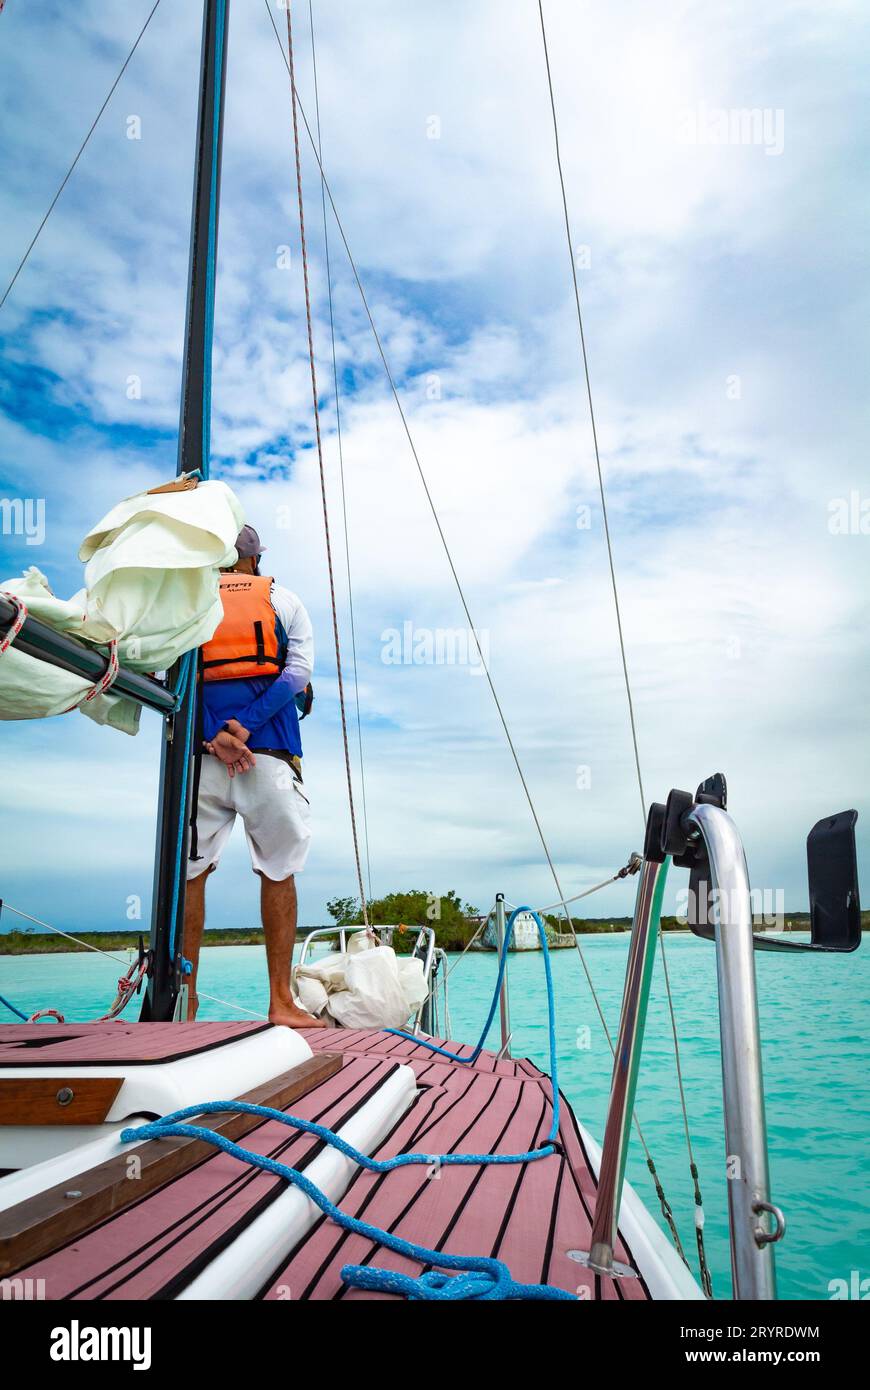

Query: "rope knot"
left=341, top=1257, right=575, bottom=1301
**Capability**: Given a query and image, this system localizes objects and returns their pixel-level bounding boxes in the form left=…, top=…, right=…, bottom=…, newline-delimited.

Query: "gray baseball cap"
left=235, top=524, right=266, bottom=559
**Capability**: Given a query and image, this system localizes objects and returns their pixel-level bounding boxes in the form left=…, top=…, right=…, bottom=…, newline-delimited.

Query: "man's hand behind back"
left=208, top=731, right=256, bottom=777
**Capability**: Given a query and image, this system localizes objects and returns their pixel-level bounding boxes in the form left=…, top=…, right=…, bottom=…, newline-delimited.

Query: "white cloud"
left=1, top=0, right=868, bottom=932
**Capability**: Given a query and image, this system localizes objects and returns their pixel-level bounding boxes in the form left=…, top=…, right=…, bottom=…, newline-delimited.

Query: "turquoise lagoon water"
left=2, top=933, right=867, bottom=1301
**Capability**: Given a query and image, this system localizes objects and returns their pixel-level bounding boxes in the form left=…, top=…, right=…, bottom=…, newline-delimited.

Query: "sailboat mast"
left=142, top=0, right=230, bottom=1022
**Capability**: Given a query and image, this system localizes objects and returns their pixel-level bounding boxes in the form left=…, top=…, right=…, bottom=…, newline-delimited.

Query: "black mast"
left=141, top=0, right=230, bottom=1021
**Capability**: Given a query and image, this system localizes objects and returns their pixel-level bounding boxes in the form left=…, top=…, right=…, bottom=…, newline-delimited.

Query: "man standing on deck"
left=183, top=524, right=327, bottom=1029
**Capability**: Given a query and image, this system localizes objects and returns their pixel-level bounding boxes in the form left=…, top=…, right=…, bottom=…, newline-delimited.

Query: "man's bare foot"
left=269, top=1003, right=329, bottom=1029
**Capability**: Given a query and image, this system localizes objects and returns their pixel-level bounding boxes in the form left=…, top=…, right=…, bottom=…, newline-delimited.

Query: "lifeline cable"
left=0, top=901, right=264, bottom=1022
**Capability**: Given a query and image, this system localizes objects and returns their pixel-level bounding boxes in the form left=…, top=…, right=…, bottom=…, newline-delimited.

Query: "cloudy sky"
left=0, top=0, right=867, bottom=938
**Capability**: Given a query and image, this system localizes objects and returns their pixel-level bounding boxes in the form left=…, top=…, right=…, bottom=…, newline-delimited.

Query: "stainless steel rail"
left=577, top=799, right=783, bottom=1296
left=494, top=894, right=512, bottom=1058
left=687, top=802, right=782, bottom=1299
left=0, top=592, right=178, bottom=716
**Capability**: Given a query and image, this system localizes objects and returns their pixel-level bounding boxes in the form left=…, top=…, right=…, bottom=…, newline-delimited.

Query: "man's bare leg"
left=182, top=872, right=208, bottom=1022
left=261, top=873, right=327, bottom=1028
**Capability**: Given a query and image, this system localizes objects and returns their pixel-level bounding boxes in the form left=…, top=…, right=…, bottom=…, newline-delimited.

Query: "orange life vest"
left=202, top=573, right=285, bottom=682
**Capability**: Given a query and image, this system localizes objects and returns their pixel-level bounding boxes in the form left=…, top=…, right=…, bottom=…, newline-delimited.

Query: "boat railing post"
left=495, top=894, right=512, bottom=1058
left=572, top=855, right=667, bottom=1278
left=686, top=802, right=780, bottom=1299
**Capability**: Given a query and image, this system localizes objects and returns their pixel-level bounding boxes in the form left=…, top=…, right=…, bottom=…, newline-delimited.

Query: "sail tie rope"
left=122, top=908, right=574, bottom=1300
left=84, top=638, right=120, bottom=702
left=61, top=638, right=122, bottom=713
left=0, top=594, right=27, bottom=655
left=0, top=591, right=122, bottom=712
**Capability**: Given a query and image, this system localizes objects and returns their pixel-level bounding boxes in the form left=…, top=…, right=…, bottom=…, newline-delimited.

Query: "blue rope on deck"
left=0, top=992, right=28, bottom=1021
left=385, top=904, right=561, bottom=1138
left=121, top=907, right=574, bottom=1300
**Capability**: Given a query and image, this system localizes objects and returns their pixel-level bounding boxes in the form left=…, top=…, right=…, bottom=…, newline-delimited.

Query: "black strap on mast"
left=141, top=0, right=230, bottom=1022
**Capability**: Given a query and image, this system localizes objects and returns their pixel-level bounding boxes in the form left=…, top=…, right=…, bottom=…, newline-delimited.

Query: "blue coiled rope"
left=121, top=907, right=574, bottom=1300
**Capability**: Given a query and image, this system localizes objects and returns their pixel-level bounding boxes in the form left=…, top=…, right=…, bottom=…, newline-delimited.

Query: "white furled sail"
left=0, top=479, right=245, bottom=732
left=79, top=479, right=244, bottom=672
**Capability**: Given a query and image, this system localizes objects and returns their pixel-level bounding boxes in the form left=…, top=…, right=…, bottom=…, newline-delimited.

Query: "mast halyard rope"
left=281, top=0, right=369, bottom=928
left=0, top=0, right=163, bottom=312
left=307, top=0, right=373, bottom=902
left=265, top=1, right=578, bottom=949
left=537, top=0, right=711, bottom=1292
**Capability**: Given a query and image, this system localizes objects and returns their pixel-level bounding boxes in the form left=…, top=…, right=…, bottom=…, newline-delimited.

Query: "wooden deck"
left=1, top=1025, right=651, bottom=1300
left=279, top=1028, right=650, bottom=1300
left=0, top=1022, right=271, bottom=1067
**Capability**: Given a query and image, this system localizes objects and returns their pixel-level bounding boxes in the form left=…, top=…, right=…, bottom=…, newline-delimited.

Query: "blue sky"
left=1, top=0, right=868, bottom=938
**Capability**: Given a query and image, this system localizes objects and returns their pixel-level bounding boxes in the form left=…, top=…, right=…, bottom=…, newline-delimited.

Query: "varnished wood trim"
left=0, top=1051, right=343, bottom=1276
left=0, top=1078, right=124, bottom=1126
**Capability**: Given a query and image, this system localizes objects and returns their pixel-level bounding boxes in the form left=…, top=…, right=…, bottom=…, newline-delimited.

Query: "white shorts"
left=187, top=753, right=312, bottom=882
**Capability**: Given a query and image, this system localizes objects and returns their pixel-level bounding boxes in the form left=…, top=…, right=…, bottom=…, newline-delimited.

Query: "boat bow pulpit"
left=578, top=774, right=860, bottom=1300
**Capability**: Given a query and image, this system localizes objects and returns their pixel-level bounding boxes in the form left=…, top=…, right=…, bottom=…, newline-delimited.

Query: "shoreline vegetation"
left=3, top=911, right=866, bottom=956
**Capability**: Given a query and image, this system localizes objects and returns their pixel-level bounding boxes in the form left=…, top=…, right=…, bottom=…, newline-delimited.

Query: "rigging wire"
left=537, top=0, right=711, bottom=1293
left=536, top=0, right=645, bottom=829
left=263, top=0, right=688, bottom=1257
left=281, top=0, right=369, bottom=928
left=530, top=854, right=642, bottom=916
left=0, top=901, right=264, bottom=1021
left=0, top=0, right=163, bottom=312
left=265, top=0, right=577, bottom=943
left=2, top=903, right=132, bottom=967
left=307, top=0, right=373, bottom=903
